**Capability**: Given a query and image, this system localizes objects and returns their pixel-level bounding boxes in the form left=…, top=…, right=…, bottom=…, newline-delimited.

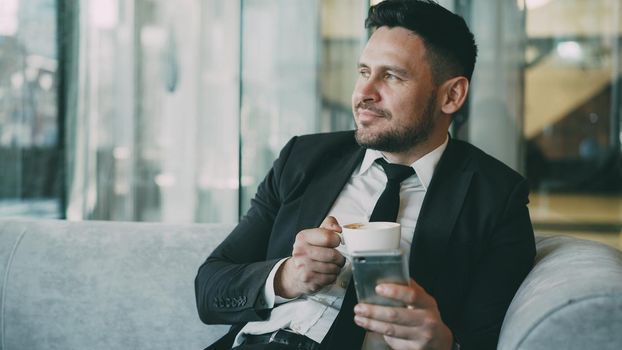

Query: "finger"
left=298, top=228, right=342, bottom=248
left=383, top=324, right=454, bottom=350
left=320, top=216, right=344, bottom=245
left=296, top=258, right=343, bottom=274
left=298, top=270, right=340, bottom=292
left=383, top=335, right=425, bottom=350
left=354, top=314, right=426, bottom=341
left=354, top=303, right=426, bottom=327
left=294, top=245, right=345, bottom=266
left=376, top=280, right=436, bottom=309
left=320, top=216, right=342, bottom=232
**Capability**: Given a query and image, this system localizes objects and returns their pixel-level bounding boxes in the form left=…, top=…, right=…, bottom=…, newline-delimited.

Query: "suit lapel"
left=410, top=138, right=473, bottom=294
left=296, top=143, right=366, bottom=232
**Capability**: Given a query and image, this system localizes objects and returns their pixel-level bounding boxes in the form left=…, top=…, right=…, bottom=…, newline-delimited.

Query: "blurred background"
left=1, top=0, right=620, bottom=249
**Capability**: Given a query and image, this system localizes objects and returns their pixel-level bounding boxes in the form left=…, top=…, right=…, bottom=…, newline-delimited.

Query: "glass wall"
left=463, top=0, right=622, bottom=249
left=522, top=0, right=622, bottom=248
left=239, top=0, right=322, bottom=215
left=6, top=0, right=620, bottom=249
left=0, top=0, right=62, bottom=218
left=61, top=0, right=367, bottom=222
left=65, top=0, right=241, bottom=223
left=240, top=0, right=367, bottom=214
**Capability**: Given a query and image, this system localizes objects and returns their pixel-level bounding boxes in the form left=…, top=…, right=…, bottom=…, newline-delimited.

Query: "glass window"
left=0, top=0, right=62, bottom=218
left=462, top=0, right=622, bottom=249
left=63, top=0, right=367, bottom=222
left=66, top=0, right=240, bottom=222
left=239, top=0, right=367, bottom=214
left=522, top=0, right=622, bottom=249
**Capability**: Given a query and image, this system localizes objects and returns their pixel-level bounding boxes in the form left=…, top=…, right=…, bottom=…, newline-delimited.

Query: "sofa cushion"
left=0, top=219, right=233, bottom=350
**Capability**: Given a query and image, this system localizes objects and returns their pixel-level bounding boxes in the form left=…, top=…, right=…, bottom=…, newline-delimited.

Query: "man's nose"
left=354, top=78, right=380, bottom=104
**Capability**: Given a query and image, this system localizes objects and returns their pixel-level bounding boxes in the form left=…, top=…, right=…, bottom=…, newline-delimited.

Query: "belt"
left=241, top=329, right=320, bottom=350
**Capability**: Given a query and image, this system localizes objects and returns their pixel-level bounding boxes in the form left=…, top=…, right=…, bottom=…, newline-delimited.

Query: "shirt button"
left=340, top=280, right=348, bottom=288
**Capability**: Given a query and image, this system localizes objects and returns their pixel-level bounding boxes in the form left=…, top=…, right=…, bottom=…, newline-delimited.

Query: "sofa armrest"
left=498, top=235, right=622, bottom=350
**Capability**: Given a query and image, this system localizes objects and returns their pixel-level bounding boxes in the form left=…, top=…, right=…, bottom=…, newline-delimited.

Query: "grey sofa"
left=1, top=219, right=621, bottom=350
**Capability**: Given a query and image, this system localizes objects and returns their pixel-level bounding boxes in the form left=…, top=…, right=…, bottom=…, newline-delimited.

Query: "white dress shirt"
left=233, top=137, right=448, bottom=347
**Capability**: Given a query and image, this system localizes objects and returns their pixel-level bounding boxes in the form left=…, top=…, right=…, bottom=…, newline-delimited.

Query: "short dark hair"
left=365, top=0, right=477, bottom=83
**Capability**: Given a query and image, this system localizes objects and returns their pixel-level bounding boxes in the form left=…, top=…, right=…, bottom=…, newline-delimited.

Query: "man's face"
left=352, top=26, right=439, bottom=153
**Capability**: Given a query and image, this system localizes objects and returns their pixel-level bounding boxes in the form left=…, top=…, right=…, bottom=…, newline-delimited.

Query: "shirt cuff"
left=257, top=257, right=295, bottom=309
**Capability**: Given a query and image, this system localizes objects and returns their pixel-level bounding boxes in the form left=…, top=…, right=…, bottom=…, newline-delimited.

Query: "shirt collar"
left=357, top=136, right=449, bottom=190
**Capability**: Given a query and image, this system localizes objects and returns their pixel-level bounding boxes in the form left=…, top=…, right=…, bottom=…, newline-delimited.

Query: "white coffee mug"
left=341, top=222, right=401, bottom=253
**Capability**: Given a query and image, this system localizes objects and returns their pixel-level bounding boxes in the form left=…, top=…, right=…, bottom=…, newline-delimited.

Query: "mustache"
left=355, top=101, right=391, bottom=119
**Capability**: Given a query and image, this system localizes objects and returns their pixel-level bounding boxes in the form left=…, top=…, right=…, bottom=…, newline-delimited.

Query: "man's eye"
left=385, top=73, right=398, bottom=80
left=359, top=70, right=370, bottom=78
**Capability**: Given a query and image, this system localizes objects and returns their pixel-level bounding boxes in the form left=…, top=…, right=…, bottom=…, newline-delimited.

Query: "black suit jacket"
left=195, top=131, right=535, bottom=350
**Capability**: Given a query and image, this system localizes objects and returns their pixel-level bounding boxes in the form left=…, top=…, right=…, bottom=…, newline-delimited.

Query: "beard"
left=354, top=92, right=437, bottom=153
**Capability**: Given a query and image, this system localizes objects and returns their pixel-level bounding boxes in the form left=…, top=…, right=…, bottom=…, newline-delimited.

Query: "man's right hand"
left=274, top=216, right=346, bottom=299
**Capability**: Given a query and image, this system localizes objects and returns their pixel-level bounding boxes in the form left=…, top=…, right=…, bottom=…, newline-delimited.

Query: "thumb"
left=320, top=216, right=342, bottom=232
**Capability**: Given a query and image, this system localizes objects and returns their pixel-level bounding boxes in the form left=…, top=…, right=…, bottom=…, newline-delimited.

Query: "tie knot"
left=375, top=158, right=415, bottom=183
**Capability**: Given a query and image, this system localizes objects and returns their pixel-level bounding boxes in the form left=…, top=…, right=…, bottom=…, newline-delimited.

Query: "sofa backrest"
left=0, top=219, right=233, bottom=350
left=3, top=219, right=622, bottom=350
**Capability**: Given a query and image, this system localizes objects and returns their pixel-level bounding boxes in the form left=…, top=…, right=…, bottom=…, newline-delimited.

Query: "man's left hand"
left=353, top=279, right=454, bottom=350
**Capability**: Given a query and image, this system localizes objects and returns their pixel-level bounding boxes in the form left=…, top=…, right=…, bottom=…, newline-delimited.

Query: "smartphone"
left=351, top=249, right=410, bottom=307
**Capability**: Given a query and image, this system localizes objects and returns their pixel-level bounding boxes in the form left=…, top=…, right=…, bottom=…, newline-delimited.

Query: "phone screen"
left=351, top=249, right=410, bottom=307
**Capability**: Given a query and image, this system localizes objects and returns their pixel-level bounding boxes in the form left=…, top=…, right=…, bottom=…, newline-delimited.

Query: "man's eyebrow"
left=357, top=62, right=410, bottom=77
left=384, top=65, right=410, bottom=77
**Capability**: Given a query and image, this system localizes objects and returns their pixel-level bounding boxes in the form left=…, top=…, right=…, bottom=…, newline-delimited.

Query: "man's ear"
left=439, top=76, right=469, bottom=115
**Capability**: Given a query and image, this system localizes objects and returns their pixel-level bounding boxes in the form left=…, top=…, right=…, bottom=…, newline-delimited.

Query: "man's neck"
left=381, top=133, right=449, bottom=165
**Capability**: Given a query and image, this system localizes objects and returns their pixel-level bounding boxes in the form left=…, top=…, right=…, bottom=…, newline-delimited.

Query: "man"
left=195, top=1, right=535, bottom=349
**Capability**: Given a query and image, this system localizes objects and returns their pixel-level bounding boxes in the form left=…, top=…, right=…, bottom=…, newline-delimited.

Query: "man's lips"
left=357, top=109, right=383, bottom=117
left=356, top=108, right=387, bottom=123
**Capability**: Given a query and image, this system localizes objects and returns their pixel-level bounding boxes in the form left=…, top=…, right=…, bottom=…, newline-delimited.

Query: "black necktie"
left=369, top=158, right=416, bottom=222
left=323, top=158, right=415, bottom=349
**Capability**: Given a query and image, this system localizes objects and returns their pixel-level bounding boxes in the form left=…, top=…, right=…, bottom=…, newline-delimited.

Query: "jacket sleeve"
left=457, top=179, right=536, bottom=350
left=194, top=136, right=298, bottom=324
